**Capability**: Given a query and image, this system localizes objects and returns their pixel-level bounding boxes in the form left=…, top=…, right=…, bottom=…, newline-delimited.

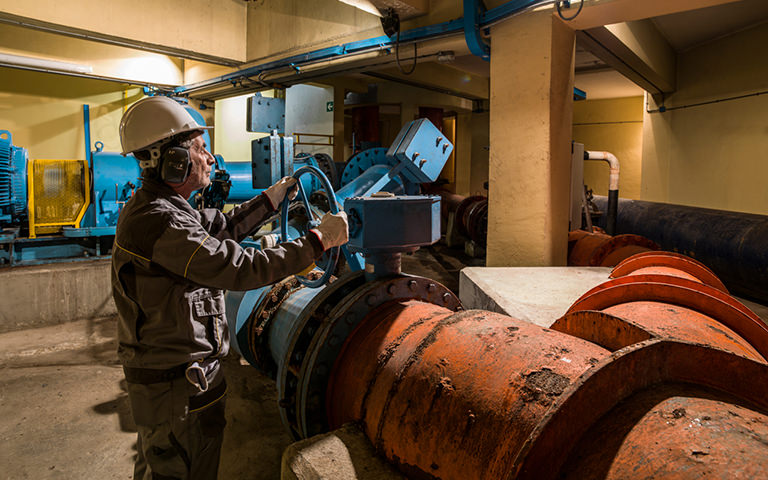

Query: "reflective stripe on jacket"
left=111, top=178, right=323, bottom=369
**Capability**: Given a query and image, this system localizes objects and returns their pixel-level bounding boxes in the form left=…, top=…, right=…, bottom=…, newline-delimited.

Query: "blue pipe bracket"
left=464, top=0, right=490, bottom=61
left=174, top=1, right=559, bottom=95
left=173, top=0, right=583, bottom=101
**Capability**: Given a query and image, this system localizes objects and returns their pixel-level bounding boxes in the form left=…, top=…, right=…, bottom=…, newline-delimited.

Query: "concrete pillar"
left=487, top=10, right=574, bottom=266
left=333, top=85, right=346, bottom=162
left=400, top=104, right=417, bottom=127
left=455, top=112, right=473, bottom=196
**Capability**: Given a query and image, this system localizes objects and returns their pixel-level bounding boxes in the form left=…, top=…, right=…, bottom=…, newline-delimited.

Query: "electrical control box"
left=386, top=118, right=453, bottom=184
left=345, top=194, right=440, bottom=253
left=246, top=94, right=286, bottom=134
left=251, top=134, right=294, bottom=189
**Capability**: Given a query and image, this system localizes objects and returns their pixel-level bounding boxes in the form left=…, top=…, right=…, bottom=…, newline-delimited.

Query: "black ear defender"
left=160, top=146, right=191, bottom=184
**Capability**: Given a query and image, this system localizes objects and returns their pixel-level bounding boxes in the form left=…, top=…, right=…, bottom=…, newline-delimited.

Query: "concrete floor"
left=0, top=245, right=470, bottom=480
left=0, top=315, right=296, bottom=480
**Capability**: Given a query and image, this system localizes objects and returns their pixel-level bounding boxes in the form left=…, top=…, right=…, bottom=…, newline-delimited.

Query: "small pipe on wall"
left=585, top=150, right=619, bottom=235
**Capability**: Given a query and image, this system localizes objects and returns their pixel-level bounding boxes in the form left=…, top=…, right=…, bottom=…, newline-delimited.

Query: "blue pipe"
left=464, top=0, right=490, bottom=61
left=225, top=286, right=270, bottom=364
left=223, top=161, right=266, bottom=203
left=268, top=286, right=325, bottom=371
left=224, top=157, right=321, bottom=204
left=174, top=0, right=549, bottom=95
left=91, top=145, right=141, bottom=227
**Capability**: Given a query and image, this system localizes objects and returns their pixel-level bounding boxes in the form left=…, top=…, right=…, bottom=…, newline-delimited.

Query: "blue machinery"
left=5, top=104, right=461, bottom=446
left=224, top=118, right=456, bottom=440
left=0, top=104, right=215, bottom=265
left=0, top=96, right=452, bottom=268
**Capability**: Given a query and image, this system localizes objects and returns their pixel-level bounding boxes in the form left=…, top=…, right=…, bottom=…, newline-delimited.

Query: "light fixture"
left=337, top=0, right=382, bottom=17
left=0, top=52, right=92, bottom=75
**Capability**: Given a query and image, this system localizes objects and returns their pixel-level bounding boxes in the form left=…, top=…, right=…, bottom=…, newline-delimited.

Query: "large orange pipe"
left=567, top=229, right=658, bottom=266
left=328, top=301, right=610, bottom=479
left=557, top=252, right=768, bottom=361
left=325, top=252, right=768, bottom=479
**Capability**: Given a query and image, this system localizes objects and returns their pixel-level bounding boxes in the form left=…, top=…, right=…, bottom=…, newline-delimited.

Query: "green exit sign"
left=326, top=101, right=334, bottom=112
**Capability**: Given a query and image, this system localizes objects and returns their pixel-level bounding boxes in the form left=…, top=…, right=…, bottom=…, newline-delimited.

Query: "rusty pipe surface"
left=568, top=229, right=659, bottom=267
left=324, top=251, right=768, bottom=479
left=454, top=195, right=488, bottom=246
left=558, top=251, right=768, bottom=362
left=592, top=195, right=768, bottom=303
left=328, top=301, right=611, bottom=479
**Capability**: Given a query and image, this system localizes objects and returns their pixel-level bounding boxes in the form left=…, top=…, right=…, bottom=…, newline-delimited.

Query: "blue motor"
left=0, top=130, right=28, bottom=227
left=88, top=141, right=141, bottom=228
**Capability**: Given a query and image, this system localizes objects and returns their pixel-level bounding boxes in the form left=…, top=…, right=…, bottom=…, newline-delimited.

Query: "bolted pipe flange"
left=276, top=271, right=368, bottom=439
left=610, top=251, right=728, bottom=292
left=295, top=274, right=462, bottom=438
left=340, top=147, right=395, bottom=187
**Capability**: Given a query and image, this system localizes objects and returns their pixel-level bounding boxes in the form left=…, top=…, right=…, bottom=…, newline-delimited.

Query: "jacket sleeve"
left=197, top=193, right=276, bottom=243
left=151, top=212, right=324, bottom=291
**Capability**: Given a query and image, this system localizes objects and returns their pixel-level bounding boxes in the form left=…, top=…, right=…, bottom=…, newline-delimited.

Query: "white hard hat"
left=119, top=96, right=212, bottom=156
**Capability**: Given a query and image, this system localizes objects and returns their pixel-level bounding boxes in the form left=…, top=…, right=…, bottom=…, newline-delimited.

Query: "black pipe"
left=584, top=151, right=618, bottom=236
left=606, top=189, right=618, bottom=236
left=593, top=196, right=768, bottom=304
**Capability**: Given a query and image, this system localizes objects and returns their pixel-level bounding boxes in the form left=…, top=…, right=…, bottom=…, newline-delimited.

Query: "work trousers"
left=126, top=373, right=227, bottom=480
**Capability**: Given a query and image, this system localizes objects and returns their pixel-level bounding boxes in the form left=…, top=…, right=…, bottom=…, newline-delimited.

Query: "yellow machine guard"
left=27, top=159, right=90, bottom=238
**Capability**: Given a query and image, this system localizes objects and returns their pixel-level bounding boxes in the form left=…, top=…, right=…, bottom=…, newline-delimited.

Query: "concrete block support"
left=487, top=11, right=575, bottom=266
left=459, top=266, right=612, bottom=327
left=282, top=423, right=405, bottom=480
left=0, top=260, right=115, bottom=333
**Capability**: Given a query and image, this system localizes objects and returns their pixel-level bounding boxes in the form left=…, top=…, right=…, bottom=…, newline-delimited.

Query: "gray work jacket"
left=111, top=178, right=323, bottom=369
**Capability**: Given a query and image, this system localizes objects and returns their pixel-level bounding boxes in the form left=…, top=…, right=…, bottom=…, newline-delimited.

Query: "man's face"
left=184, top=132, right=215, bottom=191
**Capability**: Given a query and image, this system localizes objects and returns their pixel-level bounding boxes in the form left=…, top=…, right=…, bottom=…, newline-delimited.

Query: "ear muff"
left=160, top=146, right=192, bottom=184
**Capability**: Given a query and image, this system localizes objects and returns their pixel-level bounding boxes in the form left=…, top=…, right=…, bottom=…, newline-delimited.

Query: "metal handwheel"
left=280, top=165, right=340, bottom=288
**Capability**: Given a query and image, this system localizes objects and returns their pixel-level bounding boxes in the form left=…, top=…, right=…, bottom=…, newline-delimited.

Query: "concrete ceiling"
left=372, top=1, right=768, bottom=101
left=651, top=0, right=768, bottom=52
left=575, top=0, right=768, bottom=99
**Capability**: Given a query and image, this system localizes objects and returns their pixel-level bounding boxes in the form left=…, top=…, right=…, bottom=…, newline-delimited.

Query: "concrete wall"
left=215, top=92, right=270, bottom=163
left=0, top=22, right=188, bottom=159
left=244, top=0, right=462, bottom=63
left=0, top=0, right=247, bottom=61
left=286, top=84, right=334, bottom=158
left=573, top=96, right=643, bottom=199
left=246, top=0, right=380, bottom=63
left=0, top=69, right=142, bottom=160
left=0, top=23, right=185, bottom=86
left=641, top=22, right=768, bottom=215
left=468, top=111, right=490, bottom=197
left=0, top=260, right=115, bottom=333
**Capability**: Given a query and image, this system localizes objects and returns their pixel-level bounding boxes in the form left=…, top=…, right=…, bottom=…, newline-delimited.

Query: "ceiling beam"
left=567, top=0, right=744, bottom=30
left=371, top=61, right=489, bottom=100
left=578, top=19, right=676, bottom=94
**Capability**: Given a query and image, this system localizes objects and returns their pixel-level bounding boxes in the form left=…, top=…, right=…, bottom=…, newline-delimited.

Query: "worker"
left=112, top=96, right=348, bottom=480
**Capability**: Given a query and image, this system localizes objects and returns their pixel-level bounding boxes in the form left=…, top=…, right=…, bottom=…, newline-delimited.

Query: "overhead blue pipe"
left=464, top=0, right=490, bottom=61
left=174, top=0, right=552, bottom=95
